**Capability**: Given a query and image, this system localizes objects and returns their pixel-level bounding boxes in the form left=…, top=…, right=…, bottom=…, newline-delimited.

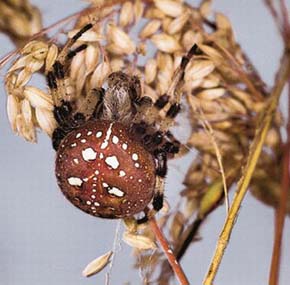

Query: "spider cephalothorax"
left=47, top=23, right=200, bottom=223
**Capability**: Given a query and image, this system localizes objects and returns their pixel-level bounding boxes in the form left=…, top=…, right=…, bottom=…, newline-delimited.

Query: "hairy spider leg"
left=135, top=45, right=202, bottom=223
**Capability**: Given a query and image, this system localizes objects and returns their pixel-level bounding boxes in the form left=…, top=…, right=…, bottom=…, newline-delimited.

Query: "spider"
left=47, top=23, right=201, bottom=224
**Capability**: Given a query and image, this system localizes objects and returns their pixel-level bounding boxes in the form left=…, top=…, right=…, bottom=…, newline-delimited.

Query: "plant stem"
left=203, top=50, right=290, bottom=285
left=269, top=73, right=290, bottom=285
left=149, top=218, right=190, bottom=285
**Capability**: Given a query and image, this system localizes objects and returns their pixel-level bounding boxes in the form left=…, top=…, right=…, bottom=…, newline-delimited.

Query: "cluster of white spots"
left=122, top=143, right=128, bottom=150
left=108, top=186, right=125, bottom=197
left=87, top=131, right=92, bottom=136
left=82, top=147, right=97, bottom=161
left=112, top=135, right=119, bottom=144
left=119, top=170, right=126, bottom=177
left=135, top=163, right=140, bottom=168
left=81, top=139, right=87, bottom=143
left=71, top=143, right=77, bottom=147
left=76, top=133, right=81, bottom=138
left=132, top=153, right=138, bottom=161
left=100, top=123, right=114, bottom=149
left=96, top=131, right=102, bottom=138
left=105, top=156, right=120, bottom=169
left=67, top=177, right=83, bottom=186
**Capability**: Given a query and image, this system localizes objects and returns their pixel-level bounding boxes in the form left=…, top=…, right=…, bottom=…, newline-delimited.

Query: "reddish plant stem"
left=269, top=3, right=290, bottom=284
left=149, top=218, right=190, bottom=285
left=269, top=75, right=290, bottom=285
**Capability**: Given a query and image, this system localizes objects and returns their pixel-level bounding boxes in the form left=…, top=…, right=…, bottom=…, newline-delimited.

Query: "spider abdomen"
left=55, top=120, right=156, bottom=218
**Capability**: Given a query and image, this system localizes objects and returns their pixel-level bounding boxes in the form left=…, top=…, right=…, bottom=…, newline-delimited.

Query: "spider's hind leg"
left=137, top=149, right=167, bottom=224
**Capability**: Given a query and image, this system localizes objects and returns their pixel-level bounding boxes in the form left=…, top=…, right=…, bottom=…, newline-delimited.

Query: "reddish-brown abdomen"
left=55, top=120, right=156, bottom=218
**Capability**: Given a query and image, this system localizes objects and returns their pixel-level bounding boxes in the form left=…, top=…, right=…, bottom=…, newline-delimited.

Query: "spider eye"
left=55, top=120, right=156, bottom=219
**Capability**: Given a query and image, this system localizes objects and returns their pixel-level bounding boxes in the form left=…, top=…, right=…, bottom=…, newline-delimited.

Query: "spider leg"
left=144, top=44, right=202, bottom=130
left=137, top=149, right=167, bottom=224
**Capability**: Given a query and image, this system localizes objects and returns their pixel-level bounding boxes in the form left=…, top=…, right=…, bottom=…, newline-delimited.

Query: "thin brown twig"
left=149, top=218, right=190, bottom=285
left=269, top=73, right=290, bottom=285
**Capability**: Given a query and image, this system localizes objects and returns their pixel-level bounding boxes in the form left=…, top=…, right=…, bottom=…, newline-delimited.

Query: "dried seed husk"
left=154, top=0, right=184, bottom=18
left=90, top=61, right=111, bottom=88
left=215, top=13, right=232, bottom=31
left=200, top=0, right=212, bottom=18
left=16, top=113, right=36, bottom=142
left=85, top=45, right=99, bottom=73
left=7, top=95, right=20, bottom=132
left=145, top=58, right=157, bottom=84
left=15, top=68, right=32, bottom=88
left=119, top=1, right=134, bottom=27
left=170, top=211, right=185, bottom=240
left=196, top=88, right=226, bottom=100
left=21, top=99, right=33, bottom=125
left=45, top=44, right=58, bottom=72
left=185, top=60, right=215, bottom=81
left=107, top=23, right=136, bottom=54
left=82, top=251, right=113, bottom=277
left=168, top=12, right=190, bottom=35
left=151, top=33, right=182, bottom=53
left=70, top=50, right=85, bottom=80
left=134, top=0, right=145, bottom=21
left=140, top=20, right=161, bottom=39
left=123, top=232, right=157, bottom=250
left=198, top=179, right=224, bottom=218
left=200, top=74, right=221, bottom=88
left=8, top=54, right=33, bottom=73
left=35, top=107, right=56, bottom=136
left=24, top=86, right=53, bottom=110
left=199, top=44, right=224, bottom=62
left=182, top=30, right=203, bottom=50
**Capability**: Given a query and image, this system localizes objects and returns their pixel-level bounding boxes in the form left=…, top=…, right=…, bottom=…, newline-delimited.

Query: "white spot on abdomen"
left=112, top=136, right=119, bottom=144
left=108, top=187, right=125, bottom=197
left=100, top=123, right=114, bottom=149
left=67, top=177, right=83, bottom=187
left=122, top=143, right=128, bottom=150
left=82, top=147, right=97, bottom=161
left=132, top=153, right=138, bottom=161
left=105, top=156, right=120, bottom=169
left=119, top=170, right=126, bottom=177
left=96, top=131, right=102, bottom=138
